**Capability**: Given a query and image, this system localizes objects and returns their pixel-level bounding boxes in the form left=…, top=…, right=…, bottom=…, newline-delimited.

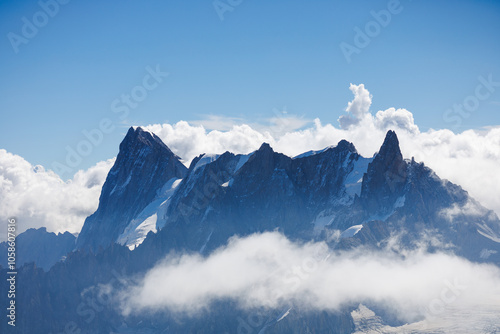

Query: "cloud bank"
left=119, top=232, right=500, bottom=328
left=1, top=83, right=498, bottom=239
left=0, top=149, right=113, bottom=240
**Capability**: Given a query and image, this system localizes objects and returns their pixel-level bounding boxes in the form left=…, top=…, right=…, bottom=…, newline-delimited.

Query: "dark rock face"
left=360, top=130, right=408, bottom=214
left=347, top=131, right=500, bottom=263
left=142, top=140, right=366, bottom=255
left=76, top=127, right=188, bottom=252
left=0, top=227, right=75, bottom=271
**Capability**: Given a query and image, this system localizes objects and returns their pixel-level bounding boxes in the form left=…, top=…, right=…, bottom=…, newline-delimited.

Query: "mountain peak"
left=377, top=130, right=402, bottom=161
left=120, top=127, right=176, bottom=157
left=76, top=126, right=188, bottom=251
left=336, top=139, right=357, bottom=154
left=250, top=142, right=276, bottom=162
left=258, top=142, right=273, bottom=152
left=360, top=130, right=407, bottom=213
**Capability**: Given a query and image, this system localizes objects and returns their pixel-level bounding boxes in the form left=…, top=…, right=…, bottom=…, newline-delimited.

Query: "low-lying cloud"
left=119, top=232, right=500, bottom=327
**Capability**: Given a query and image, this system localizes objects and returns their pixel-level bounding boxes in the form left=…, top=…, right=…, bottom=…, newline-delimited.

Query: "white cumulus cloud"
left=338, top=83, right=373, bottom=129
left=0, top=149, right=113, bottom=241
left=375, top=107, right=420, bottom=135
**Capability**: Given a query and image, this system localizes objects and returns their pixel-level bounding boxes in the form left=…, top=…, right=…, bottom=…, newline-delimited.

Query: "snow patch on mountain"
left=117, top=177, right=182, bottom=249
left=345, top=156, right=372, bottom=197
left=276, top=307, right=292, bottom=322
left=172, top=179, right=182, bottom=189
left=109, top=174, right=132, bottom=196
left=193, top=154, right=220, bottom=172
left=293, top=147, right=332, bottom=159
left=352, top=303, right=500, bottom=333
left=312, top=210, right=336, bottom=233
left=476, top=222, right=500, bottom=243
left=199, top=230, right=214, bottom=254
left=340, top=224, right=363, bottom=238
left=394, top=195, right=406, bottom=208
left=234, top=153, right=252, bottom=173
left=125, top=214, right=157, bottom=250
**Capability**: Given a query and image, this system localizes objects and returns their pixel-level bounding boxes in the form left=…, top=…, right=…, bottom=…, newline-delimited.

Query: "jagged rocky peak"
left=377, top=130, right=403, bottom=164
left=366, top=130, right=405, bottom=175
left=255, top=142, right=274, bottom=157
left=244, top=142, right=289, bottom=172
left=336, top=139, right=357, bottom=153
left=258, top=142, right=273, bottom=151
left=361, top=130, right=408, bottom=212
left=100, top=126, right=187, bottom=198
left=244, top=142, right=275, bottom=165
left=120, top=126, right=178, bottom=158
left=76, top=126, right=188, bottom=251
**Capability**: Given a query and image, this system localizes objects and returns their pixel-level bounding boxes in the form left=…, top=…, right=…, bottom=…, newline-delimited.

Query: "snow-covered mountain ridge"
left=76, top=127, right=500, bottom=263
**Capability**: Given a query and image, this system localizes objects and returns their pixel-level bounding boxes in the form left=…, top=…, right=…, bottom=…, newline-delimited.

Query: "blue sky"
left=1, top=0, right=499, bottom=177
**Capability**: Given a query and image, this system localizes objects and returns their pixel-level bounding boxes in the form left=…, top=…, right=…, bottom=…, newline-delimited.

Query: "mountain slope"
left=76, top=127, right=188, bottom=251
left=340, top=131, right=500, bottom=262
left=138, top=138, right=370, bottom=255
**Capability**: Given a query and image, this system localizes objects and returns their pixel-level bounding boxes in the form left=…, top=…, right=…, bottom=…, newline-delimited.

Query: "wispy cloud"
left=190, top=115, right=246, bottom=131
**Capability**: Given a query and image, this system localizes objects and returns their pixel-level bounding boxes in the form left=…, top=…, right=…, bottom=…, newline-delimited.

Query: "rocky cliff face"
left=76, top=127, right=188, bottom=252
left=340, top=131, right=500, bottom=262
left=360, top=130, right=408, bottom=214
left=139, top=138, right=371, bottom=256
